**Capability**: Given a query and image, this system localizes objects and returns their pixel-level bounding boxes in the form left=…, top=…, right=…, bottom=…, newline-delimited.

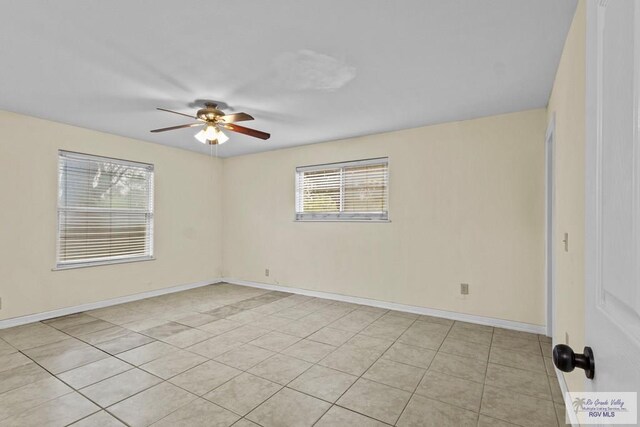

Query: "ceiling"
left=0, top=0, right=577, bottom=157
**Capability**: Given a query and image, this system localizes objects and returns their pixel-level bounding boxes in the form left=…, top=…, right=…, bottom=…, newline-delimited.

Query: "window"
left=56, top=151, right=154, bottom=268
left=295, top=158, right=389, bottom=221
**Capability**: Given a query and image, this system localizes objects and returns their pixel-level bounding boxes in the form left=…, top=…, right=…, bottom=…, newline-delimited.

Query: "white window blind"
left=57, top=151, right=154, bottom=268
left=295, top=158, right=389, bottom=221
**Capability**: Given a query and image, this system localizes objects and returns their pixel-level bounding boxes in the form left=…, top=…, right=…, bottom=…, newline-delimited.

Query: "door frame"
left=545, top=113, right=556, bottom=338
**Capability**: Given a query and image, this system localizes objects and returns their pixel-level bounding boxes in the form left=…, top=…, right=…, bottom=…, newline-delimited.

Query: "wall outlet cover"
left=460, top=283, right=469, bottom=295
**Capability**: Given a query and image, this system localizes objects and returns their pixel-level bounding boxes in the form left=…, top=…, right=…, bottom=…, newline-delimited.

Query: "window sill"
left=52, top=256, right=155, bottom=271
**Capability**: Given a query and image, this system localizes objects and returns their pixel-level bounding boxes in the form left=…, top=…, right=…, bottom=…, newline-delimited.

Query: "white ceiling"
left=0, top=0, right=577, bottom=157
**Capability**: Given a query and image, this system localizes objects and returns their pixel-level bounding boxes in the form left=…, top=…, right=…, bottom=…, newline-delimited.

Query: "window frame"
left=295, top=157, right=390, bottom=222
left=55, top=150, right=155, bottom=270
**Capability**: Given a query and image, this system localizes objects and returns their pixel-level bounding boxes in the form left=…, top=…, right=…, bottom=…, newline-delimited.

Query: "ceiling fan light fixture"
left=194, top=125, right=229, bottom=145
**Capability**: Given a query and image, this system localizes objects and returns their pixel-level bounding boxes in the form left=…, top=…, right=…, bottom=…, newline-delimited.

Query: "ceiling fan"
left=150, top=102, right=270, bottom=145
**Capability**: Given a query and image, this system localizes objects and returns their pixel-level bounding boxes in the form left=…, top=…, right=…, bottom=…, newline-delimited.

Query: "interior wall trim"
left=0, top=278, right=222, bottom=330
left=554, top=367, right=578, bottom=426
left=224, top=278, right=547, bottom=334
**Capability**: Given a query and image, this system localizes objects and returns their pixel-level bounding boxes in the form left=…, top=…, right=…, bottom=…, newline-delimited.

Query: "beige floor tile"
left=363, top=358, right=425, bottom=392
left=44, top=313, right=97, bottom=330
left=489, top=347, right=546, bottom=373
left=382, top=341, right=436, bottom=368
left=232, top=419, right=261, bottom=427
left=248, top=354, right=311, bottom=385
left=493, top=328, right=539, bottom=342
left=540, top=342, right=552, bottom=357
left=62, top=320, right=115, bottom=337
left=70, top=410, right=126, bottom=426
left=107, top=382, right=196, bottom=426
left=197, top=319, right=244, bottom=336
left=0, top=323, right=69, bottom=350
left=248, top=315, right=291, bottom=331
left=446, top=327, right=493, bottom=346
left=288, top=365, right=357, bottom=403
left=452, top=321, right=493, bottom=333
left=219, top=325, right=271, bottom=343
left=95, top=333, right=155, bottom=355
left=58, top=357, right=132, bottom=389
left=329, top=311, right=381, bottom=333
left=0, top=339, right=17, bottom=357
left=336, top=378, right=411, bottom=424
left=23, top=338, right=109, bottom=374
left=345, top=334, right=393, bottom=353
left=397, top=322, right=449, bottom=350
left=417, top=315, right=455, bottom=326
left=480, top=385, right=558, bottom=427
left=429, top=352, right=487, bottom=383
left=360, top=316, right=413, bottom=340
left=491, top=335, right=543, bottom=355
left=151, top=398, right=239, bottom=426
left=0, top=362, right=51, bottom=394
left=0, top=352, right=32, bottom=373
left=214, top=344, right=274, bottom=370
left=282, top=339, right=336, bottom=363
left=477, top=415, right=520, bottom=426
left=544, top=357, right=557, bottom=377
left=396, top=394, right=477, bottom=427
left=315, top=406, right=388, bottom=427
left=247, top=387, right=330, bottom=427
left=204, top=373, right=282, bottom=416
left=117, top=341, right=179, bottom=366
left=140, top=349, right=206, bottom=379
left=141, top=321, right=192, bottom=340
left=80, top=368, right=162, bottom=407
left=170, top=360, right=242, bottom=396
left=187, top=335, right=243, bottom=359
left=249, top=331, right=300, bottom=351
left=204, top=305, right=246, bottom=320
left=77, top=326, right=131, bottom=346
left=0, top=392, right=99, bottom=427
left=318, top=345, right=381, bottom=376
left=415, top=370, right=483, bottom=412
left=440, top=336, right=490, bottom=360
left=485, top=363, right=551, bottom=400
left=174, top=313, right=219, bottom=328
left=307, top=327, right=355, bottom=347
left=555, top=402, right=569, bottom=425
left=121, top=318, right=168, bottom=333
left=0, top=376, right=72, bottom=422
left=160, top=328, right=211, bottom=348
left=549, top=377, right=564, bottom=403
left=276, top=320, right=325, bottom=338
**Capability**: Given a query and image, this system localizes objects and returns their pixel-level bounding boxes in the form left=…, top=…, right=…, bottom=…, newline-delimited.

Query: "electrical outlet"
left=563, top=232, right=569, bottom=252
left=565, top=332, right=570, bottom=345
left=460, top=283, right=469, bottom=295
left=265, top=269, right=270, bottom=277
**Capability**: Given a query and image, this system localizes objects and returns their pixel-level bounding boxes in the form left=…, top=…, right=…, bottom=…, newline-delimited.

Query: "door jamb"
left=545, top=113, right=556, bottom=338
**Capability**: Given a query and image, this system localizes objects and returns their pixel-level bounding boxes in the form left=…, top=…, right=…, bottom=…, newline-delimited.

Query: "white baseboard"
left=554, top=366, right=579, bottom=426
left=0, top=278, right=223, bottom=330
left=223, top=278, right=547, bottom=334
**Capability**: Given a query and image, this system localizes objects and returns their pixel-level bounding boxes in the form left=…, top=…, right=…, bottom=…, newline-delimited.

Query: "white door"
left=583, top=0, right=640, bottom=421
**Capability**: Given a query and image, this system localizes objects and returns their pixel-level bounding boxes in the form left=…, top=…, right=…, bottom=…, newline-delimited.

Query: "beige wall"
left=222, top=109, right=547, bottom=326
left=0, top=111, right=223, bottom=321
left=547, top=0, right=586, bottom=392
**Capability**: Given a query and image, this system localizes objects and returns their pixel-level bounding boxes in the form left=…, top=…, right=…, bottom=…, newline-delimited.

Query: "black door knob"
left=552, top=344, right=595, bottom=379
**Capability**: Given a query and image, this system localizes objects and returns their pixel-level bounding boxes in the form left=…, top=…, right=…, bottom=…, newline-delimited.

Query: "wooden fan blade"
left=156, top=107, right=197, bottom=119
left=222, top=123, right=270, bottom=140
left=219, top=112, right=254, bottom=123
left=150, top=123, right=203, bottom=133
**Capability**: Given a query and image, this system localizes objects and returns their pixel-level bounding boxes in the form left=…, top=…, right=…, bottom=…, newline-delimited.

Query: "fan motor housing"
left=197, top=105, right=224, bottom=122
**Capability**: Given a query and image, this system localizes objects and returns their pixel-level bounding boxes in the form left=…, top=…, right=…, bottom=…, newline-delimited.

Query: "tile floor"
left=0, top=283, right=566, bottom=426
